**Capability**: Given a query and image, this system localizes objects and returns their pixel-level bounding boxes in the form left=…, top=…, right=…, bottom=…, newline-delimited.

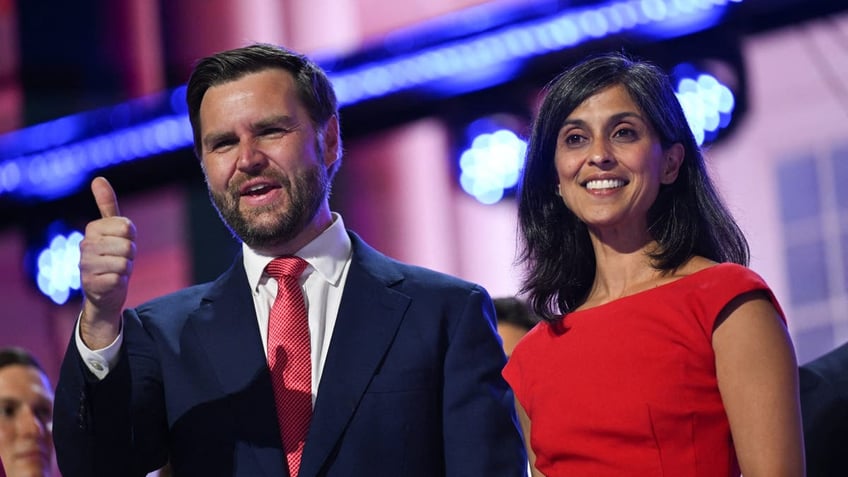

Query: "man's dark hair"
left=0, top=347, right=46, bottom=373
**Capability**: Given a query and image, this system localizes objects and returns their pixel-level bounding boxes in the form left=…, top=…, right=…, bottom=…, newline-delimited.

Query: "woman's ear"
left=661, top=142, right=685, bottom=185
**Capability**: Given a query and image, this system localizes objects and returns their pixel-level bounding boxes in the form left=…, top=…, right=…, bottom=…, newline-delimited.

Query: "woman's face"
left=553, top=84, right=682, bottom=242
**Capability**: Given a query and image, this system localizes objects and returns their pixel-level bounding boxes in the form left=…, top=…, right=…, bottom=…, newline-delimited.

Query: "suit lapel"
left=187, top=256, right=288, bottom=476
left=299, top=235, right=409, bottom=477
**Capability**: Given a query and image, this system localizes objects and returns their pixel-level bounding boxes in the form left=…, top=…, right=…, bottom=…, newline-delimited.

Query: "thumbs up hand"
left=78, top=177, right=137, bottom=349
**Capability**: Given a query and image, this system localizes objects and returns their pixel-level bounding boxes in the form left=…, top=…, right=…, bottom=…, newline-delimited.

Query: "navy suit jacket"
left=799, top=341, right=848, bottom=477
left=54, top=232, right=526, bottom=476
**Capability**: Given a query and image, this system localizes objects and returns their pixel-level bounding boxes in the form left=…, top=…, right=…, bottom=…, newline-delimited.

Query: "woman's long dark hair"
left=517, top=52, right=749, bottom=321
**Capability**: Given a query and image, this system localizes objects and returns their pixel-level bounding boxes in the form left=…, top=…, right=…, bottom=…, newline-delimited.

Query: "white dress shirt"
left=76, top=213, right=353, bottom=403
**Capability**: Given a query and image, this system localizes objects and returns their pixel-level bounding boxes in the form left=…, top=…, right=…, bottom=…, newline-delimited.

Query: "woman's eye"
left=564, top=134, right=584, bottom=146
left=613, top=128, right=636, bottom=139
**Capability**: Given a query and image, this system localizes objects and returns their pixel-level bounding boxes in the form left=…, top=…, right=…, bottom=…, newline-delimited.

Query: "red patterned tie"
left=266, top=256, right=312, bottom=476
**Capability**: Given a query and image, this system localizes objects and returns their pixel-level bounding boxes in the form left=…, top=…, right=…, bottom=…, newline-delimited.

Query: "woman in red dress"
left=503, top=53, right=805, bottom=477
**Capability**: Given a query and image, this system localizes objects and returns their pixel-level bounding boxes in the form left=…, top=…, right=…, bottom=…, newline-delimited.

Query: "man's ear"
left=661, top=142, right=684, bottom=185
left=322, top=115, right=341, bottom=168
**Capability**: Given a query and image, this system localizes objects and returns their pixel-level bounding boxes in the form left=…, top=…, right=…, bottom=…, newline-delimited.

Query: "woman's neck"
left=583, top=239, right=662, bottom=308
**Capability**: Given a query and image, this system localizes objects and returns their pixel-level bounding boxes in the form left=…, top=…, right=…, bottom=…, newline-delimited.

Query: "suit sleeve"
left=53, top=308, right=169, bottom=477
left=442, top=286, right=528, bottom=476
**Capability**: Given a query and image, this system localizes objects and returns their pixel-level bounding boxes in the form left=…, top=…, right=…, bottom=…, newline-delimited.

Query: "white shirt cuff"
left=74, top=315, right=123, bottom=380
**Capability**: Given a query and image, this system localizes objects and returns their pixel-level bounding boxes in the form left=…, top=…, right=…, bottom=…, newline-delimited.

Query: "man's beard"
left=208, top=163, right=329, bottom=250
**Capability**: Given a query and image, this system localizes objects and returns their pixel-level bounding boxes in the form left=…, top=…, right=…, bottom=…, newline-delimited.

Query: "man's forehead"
left=0, top=385, right=54, bottom=402
left=0, top=366, right=53, bottom=399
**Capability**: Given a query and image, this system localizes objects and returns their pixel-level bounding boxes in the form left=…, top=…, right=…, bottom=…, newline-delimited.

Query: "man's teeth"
left=246, top=185, right=269, bottom=194
left=586, top=179, right=624, bottom=190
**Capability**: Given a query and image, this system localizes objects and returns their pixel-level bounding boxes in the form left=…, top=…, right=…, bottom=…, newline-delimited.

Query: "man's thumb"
left=91, top=176, right=121, bottom=218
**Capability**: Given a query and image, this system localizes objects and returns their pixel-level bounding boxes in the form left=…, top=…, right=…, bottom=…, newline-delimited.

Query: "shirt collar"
left=243, top=212, right=352, bottom=290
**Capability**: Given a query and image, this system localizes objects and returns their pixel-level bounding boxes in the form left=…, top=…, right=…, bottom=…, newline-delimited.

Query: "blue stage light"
left=673, top=62, right=736, bottom=145
left=459, top=119, right=527, bottom=205
left=32, top=228, right=84, bottom=305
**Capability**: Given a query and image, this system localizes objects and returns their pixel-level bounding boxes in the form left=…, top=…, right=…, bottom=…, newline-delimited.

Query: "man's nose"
left=237, top=142, right=269, bottom=172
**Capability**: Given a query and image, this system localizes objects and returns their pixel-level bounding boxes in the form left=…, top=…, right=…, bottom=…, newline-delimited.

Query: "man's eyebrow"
left=251, top=115, right=297, bottom=131
left=202, top=131, right=236, bottom=150
left=253, top=114, right=294, bottom=127
left=203, top=115, right=299, bottom=150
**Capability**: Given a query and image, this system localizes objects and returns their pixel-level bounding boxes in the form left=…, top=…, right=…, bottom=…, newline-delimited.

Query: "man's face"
left=0, top=365, right=53, bottom=477
left=198, top=68, right=337, bottom=253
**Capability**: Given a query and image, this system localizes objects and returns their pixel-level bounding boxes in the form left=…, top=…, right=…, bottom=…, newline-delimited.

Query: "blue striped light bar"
left=332, top=0, right=740, bottom=104
left=0, top=0, right=742, bottom=201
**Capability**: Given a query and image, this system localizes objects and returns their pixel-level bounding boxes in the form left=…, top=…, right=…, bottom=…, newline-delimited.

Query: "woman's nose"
left=587, top=141, right=614, bottom=166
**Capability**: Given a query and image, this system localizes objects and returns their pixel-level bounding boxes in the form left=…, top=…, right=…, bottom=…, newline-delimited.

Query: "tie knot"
left=266, top=256, right=308, bottom=280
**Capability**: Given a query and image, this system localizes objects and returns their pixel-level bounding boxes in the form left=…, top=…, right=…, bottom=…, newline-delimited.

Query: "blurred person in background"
left=799, top=341, right=848, bottom=477
left=494, top=296, right=541, bottom=477
left=494, top=297, right=540, bottom=358
left=0, top=347, right=54, bottom=477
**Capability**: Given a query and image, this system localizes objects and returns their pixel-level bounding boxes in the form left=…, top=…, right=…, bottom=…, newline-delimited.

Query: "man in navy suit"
left=53, top=43, right=526, bottom=477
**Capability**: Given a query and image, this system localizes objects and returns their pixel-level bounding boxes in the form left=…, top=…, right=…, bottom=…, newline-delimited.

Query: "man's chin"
left=238, top=225, right=300, bottom=250
left=241, top=235, right=283, bottom=250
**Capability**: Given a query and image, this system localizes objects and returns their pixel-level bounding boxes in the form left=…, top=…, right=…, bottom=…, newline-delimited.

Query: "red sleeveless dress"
left=503, top=263, right=785, bottom=477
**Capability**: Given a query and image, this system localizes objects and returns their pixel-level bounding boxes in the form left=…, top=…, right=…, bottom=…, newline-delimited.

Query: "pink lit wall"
left=0, top=0, right=21, bottom=133
left=708, top=13, right=848, bottom=362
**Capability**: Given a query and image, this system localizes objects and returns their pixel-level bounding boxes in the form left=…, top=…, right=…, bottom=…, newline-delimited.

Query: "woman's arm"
left=713, top=291, right=806, bottom=477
